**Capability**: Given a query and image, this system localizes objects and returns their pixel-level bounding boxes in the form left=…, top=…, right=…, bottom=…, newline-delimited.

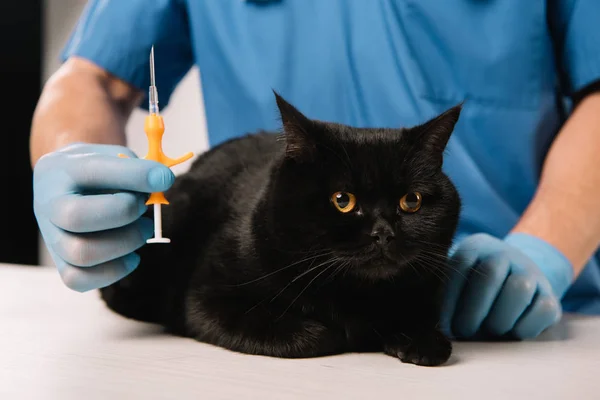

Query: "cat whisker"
left=276, top=261, right=340, bottom=320
left=445, top=260, right=486, bottom=278
left=418, top=262, right=450, bottom=283
left=243, top=296, right=269, bottom=315
left=244, top=256, right=338, bottom=314
left=403, top=250, right=456, bottom=283
left=331, top=260, right=350, bottom=280
left=409, top=238, right=450, bottom=247
left=412, top=253, right=454, bottom=272
left=320, top=260, right=351, bottom=287
left=411, top=253, right=447, bottom=265
left=372, top=327, right=383, bottom=340
left=268, top=256, right=340, bottom=303
left=418, top=250, right=450, bottom=260
left=412, top=241, right=449, bottom=249
left=290, top=257, right=341, bottom=284
left=399, top=252, right=422, bottom=279
left=229, top=250, right=335, bottom=287
left=413, top=251, right=484, bottom=280
left=410, top=244, right=452, bottom=257
left=275, top=242, right=330, bottom=256
left=431, top=263, right=451, bottom=282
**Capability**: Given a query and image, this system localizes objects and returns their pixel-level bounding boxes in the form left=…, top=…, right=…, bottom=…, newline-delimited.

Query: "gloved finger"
left=51, top=217, right=153, bottom=267
left=56, top=252, right=141, bottom=292
left=64, top=153, right=174, bottom=193
left=441, top=233, right=506, bottom=335
left=47, top=192, right=148, bottom=233
left=483, top=274, right=537, bottom=336
left=512, top=295, right=561, bottom=339
left=60, top=143, right=137, bottom=158
left=452, top=253, right=511, bottom=338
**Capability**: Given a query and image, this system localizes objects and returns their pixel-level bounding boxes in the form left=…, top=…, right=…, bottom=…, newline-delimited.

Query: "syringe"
left=120, top=46, right=194, bottom=244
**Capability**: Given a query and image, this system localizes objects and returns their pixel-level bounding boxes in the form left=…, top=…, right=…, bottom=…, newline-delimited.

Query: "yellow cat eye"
left=399, top=192, right=422, bottom=213
left=331, top=191, right=357, bottom=213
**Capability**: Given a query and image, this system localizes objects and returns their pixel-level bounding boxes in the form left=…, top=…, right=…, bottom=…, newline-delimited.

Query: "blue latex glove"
left=33, top=143, right=175, bottom=292
left=441, top=233, right=573, bottom=339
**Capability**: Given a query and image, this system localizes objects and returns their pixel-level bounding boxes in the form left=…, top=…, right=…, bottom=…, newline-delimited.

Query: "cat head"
left=266, top=92, right=461, bottom=281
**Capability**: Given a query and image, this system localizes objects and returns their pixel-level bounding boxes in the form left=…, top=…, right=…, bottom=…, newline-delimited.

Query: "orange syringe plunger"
left=119, top=46, right=193, bottom=244
left=143, top=113, right=193, bottom=244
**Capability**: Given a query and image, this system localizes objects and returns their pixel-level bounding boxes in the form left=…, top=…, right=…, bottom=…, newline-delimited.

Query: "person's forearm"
left=30, top=57, right=143, bottom=166
left=512, top=92, right=600, bottom=276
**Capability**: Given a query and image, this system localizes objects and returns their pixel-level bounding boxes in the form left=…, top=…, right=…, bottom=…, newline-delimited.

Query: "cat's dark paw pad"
left=384, top=331, right=452, bottom=367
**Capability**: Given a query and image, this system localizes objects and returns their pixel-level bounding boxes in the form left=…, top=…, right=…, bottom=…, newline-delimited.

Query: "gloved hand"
left=33, top=143, right=174, bottom=292
left=441, top=232, right=573, bottom=339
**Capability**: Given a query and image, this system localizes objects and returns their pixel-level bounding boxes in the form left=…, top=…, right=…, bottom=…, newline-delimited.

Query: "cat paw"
left=384, top=330, right=452, bottom=367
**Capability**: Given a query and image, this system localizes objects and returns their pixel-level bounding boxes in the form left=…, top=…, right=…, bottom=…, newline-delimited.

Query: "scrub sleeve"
left=61, top=0, right=194, bottom=110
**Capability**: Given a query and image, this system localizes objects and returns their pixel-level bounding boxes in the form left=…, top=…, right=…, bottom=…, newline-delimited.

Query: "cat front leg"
left=185, top=295, right=347, bottom=358
left=379, top=286, right=452, bottom=367
left=382, top=327, right=452, bottom=367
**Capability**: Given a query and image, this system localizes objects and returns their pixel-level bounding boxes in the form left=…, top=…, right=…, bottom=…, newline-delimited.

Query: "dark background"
left=0, top=1, right=42, bottom=265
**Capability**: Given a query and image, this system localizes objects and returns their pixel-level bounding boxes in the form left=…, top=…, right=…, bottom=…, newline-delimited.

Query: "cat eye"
left=331, top=191, right=357, bottom=213
left=399, top=192, right=422, bottom=213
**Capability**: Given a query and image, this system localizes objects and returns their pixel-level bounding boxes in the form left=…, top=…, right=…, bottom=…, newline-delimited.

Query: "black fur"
left=100, top=92, right=462, bottom=366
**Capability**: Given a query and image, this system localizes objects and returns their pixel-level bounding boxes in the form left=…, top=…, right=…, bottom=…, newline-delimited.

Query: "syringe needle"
left=149, top=45, right=159, bottom=115
left=150, top=45, right=156, bottom=87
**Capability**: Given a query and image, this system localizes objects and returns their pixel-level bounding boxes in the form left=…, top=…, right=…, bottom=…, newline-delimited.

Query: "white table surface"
left=1, top=263, right=599, bottom=400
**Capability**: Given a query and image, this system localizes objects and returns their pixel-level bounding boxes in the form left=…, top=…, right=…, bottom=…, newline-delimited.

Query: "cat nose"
left=370, top=220, right=395, bottom=246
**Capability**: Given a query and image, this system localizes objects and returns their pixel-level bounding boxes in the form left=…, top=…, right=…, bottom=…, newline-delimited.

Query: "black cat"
left=100, top=92, right=462, bottom=367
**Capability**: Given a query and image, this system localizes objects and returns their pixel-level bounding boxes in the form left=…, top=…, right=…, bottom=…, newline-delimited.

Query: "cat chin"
left=345, top=262, right=405, bottom=282
left=338, top=251, right=417, bottom=281
left=337, top=244, right=418, bottom=265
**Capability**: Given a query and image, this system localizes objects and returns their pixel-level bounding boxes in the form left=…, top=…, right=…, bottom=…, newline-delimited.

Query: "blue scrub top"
left=62, top=0, right=600, bottom=313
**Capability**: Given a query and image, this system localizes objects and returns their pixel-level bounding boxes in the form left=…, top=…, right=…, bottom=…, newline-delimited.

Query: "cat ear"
left=415, top=103, right=463, bottom=155
left=273, top=90, right=316, bottom=160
